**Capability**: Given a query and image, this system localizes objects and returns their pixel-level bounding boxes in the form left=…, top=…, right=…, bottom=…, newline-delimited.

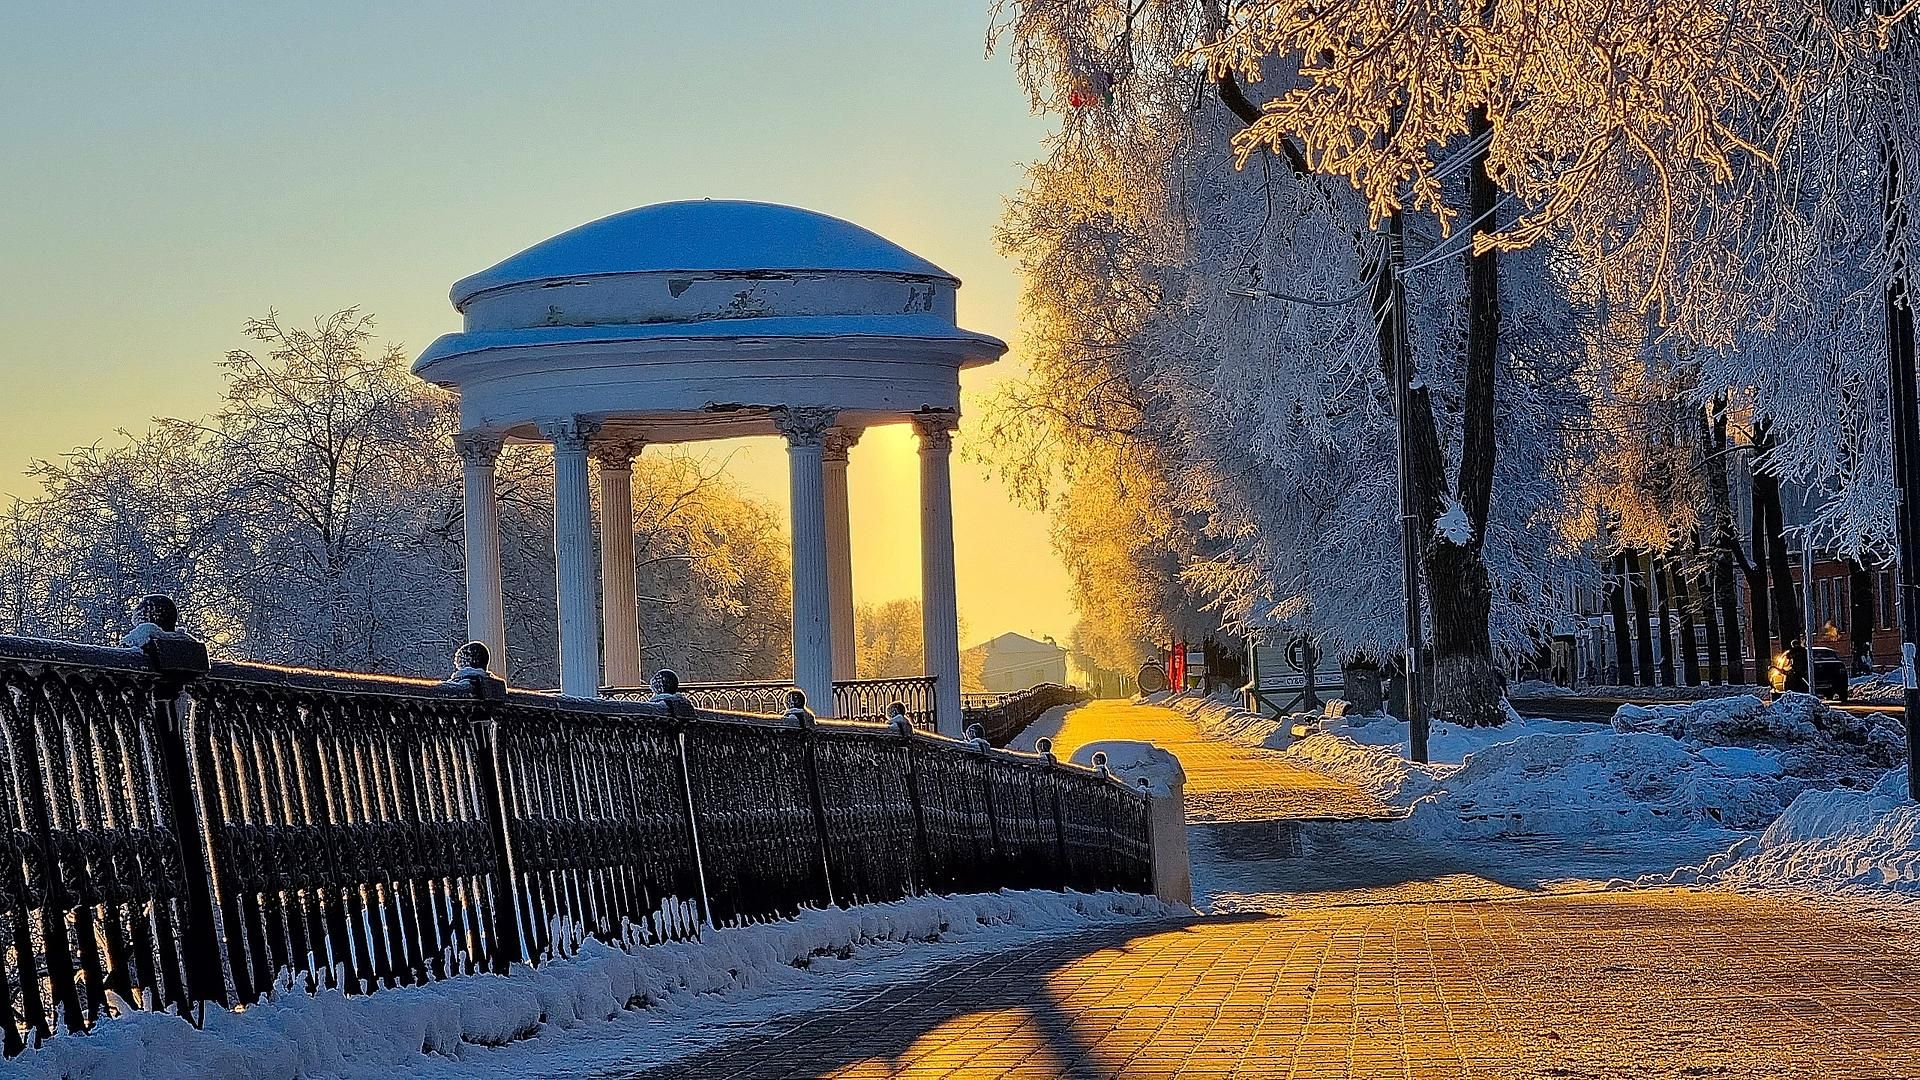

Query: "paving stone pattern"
left=630, top=891, right=1920, bottom=1079
left=1031, top=701, right=1394, bottom=823
left=616, top=701, right=1918, bottom=1079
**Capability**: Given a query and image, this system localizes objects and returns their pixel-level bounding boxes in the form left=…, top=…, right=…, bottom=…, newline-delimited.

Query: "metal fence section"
left=610, top=676, right=939, bottom=730
left=831, top=676, right=936, bottom=728
left=0, top=634, right=1153, bottom=1055
left=0, top=640, right=197, bottom=1053
left=967, top=683, right=1093, bottom=745
left=656, top=680, right=791, bottom=717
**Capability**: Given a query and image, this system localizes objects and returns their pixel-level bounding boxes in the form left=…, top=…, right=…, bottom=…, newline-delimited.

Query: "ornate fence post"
left=787, top=691, right=838, bottom=908
left=670, top=728, right=715, bottom=930
left=892, top=715, right=934, bottom=894
left=1036, top=738, right=1070, bottom=891
left=138, top=624, right=226, bottom=1015
left=13, top=693, right=83, bottom=1033
left=967, top=725, right=1003, bottom=872
left=456, top=644, right=523, bottom=972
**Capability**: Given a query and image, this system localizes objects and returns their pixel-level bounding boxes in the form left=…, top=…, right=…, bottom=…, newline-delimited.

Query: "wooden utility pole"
left=1386, top=213, right=1430, bottom=763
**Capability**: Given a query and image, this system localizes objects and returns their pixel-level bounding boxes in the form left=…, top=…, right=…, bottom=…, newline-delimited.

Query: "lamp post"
left=1386, top=212, right=1431, bottom=764
left=1888, top=264, right=1919, bottom=801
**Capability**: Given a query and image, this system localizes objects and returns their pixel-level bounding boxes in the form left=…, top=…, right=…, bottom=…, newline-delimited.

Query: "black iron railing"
left=967, top=683, right=1092, bottom=746
left=0, top=635, right=1151, bottom=1054
left=607, top=675, right=939, bottom=730
left=832, top=676, right=937, bottom=729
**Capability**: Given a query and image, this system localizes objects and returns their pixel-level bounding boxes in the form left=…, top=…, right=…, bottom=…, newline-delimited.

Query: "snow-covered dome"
left=413, top=199, right=1004, bottom=444
left=450, top=200, right=956, bottom=310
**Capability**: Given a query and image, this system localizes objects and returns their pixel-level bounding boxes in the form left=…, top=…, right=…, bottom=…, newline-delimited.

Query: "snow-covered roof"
left=450, top=200, right=958, bottom=309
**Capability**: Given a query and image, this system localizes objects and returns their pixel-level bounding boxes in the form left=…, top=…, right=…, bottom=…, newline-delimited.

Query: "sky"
left=0, top=1, right=1077, bottom=651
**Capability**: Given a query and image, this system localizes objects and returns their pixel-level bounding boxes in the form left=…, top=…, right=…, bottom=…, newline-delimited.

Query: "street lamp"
left=1385, top=213, right=1431, bottom=764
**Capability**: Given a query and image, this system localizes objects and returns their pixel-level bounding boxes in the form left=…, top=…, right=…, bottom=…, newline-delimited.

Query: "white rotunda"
left=413, top=200, right=1006, bottom=734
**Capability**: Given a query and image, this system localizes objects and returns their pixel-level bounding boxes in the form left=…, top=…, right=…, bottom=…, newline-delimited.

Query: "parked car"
left=1768, top=646, right=1850, bottom=701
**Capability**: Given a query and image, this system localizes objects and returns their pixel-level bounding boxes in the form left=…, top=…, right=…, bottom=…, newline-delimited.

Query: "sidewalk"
left=627, top=889, right=1920, bottom=1079
left=1018, top=699, right=1394, bottom=823
left=616, top=700, right=1920, bottom=1078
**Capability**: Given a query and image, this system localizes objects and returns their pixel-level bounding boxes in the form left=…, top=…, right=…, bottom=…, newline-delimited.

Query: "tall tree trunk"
left=1630, top=551, right=1657, bottom=687
left=1752, top=449, right=1803, bottom=647
left=1717, top=557, right=1747, bottom=684
left=1343, top=656, right=1386, bottom=715
left=1669, top=559, right=1703, bottom=686
left=1849, top=558, right=1876, bottom=673
left=1697, top=544, right=1725, bottom=684
left=1704, top=403, right=1746, bottom=683
left=1609, top=552, right=1636, bottom=686
left=1653, top=555, right=1677, bottom=686
left=1423, top=102, right=1506, bottom=727
left=1356, top=107, right=1505, bottom=728
left=1746, top=460, right=1774, bottom=673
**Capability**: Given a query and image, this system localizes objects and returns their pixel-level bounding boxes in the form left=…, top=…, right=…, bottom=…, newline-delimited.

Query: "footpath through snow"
left=0, top=891, right=1183, bottom=1080
left=1170, top=690, right=1916, bottom=908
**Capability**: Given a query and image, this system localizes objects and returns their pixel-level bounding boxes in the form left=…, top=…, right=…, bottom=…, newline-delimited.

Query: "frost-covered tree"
left=0, top=310, right=794, bottom=685
left=990, top=0, right=1595, bottom=724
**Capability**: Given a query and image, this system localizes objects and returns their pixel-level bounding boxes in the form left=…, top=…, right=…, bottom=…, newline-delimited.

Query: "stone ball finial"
left=453, top=641, right=490, bottom=674
left=1035, top=737, right=1054, bottom=757
left=783, top=688, right=815, bottom=727
left=1091, top=750, right=1109, bottom=768
left=134, top=595, right=179, bottom=633
left=885, top=701, right=907, bottom=720
left=650, top=669, right=681, bottom=695
left=964, top=723, right=984, bottom=742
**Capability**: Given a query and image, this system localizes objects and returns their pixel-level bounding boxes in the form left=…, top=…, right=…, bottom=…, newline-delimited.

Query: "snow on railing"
left=606, top=675, right=939, bottom=731
left=0, top=625, right=1150, bottom=1054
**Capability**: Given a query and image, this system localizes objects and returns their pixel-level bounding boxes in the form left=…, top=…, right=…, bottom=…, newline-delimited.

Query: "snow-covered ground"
left=1645, top=767, right=1918, bottom=900
left=1171, top=691, right=1914, bottom=910
left=1509, top=679, right=1760, bottom=702
left=0, top=891, right=1184, bottom=1080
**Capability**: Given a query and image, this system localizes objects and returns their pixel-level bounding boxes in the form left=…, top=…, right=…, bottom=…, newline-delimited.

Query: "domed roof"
left=450, top=200, right=957, bottom=309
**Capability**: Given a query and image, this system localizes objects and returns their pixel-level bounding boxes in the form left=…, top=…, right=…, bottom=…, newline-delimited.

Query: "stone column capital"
left=455, top=431, right=504, bottom=466
left=592, top=436, right=647, bottom=470
left=775, top=406, right=840, bottom=448
left=821, top=426, right=863, bottom=464
left=539, top=417, right=602, bottom=452
left=911, top=411, right=959, bottom=453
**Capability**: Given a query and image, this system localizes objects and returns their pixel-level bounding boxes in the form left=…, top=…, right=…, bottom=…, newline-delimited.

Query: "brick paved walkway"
left=627, top=890, right=1920, bottom=1080
left=1022, top=700, right=1392, bottom=823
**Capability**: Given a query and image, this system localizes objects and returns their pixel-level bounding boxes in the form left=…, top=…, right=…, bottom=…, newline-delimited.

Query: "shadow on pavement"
left=619, top=917, right=1257, bottom=1079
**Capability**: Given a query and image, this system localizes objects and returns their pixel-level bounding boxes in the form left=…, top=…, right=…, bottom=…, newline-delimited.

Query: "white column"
left=543, top=417, right=602, bottom=697
left=822, top=427, right=861, bottom=682
left=777, top=407, right=839, bottom=716
left=457, top=432, right=507, bottom=675
left=914, top=412, right=964, bottom=736
left=595, top=437, right=646, bottom=689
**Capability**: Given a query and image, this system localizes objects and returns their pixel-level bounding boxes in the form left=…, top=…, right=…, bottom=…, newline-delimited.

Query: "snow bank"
left=1403, top=729, right=1802, bottom=839
left=1653, top=769, right=1919, bottom=896
left=1612, top=693, right=1906, bottom=772
left=1168, top=692, right=1818, bottom=844
left=0, top=891, right=1183, bottom=1080
left=1070, top=741, right=1186, bottom=798
left=1506, top=679, right=1574, bottom=698
left=1279, top=731, right=1447, bottom=804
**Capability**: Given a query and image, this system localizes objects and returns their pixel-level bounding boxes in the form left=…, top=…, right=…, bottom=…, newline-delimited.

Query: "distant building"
left=965, top=632, right=1069, bottom=693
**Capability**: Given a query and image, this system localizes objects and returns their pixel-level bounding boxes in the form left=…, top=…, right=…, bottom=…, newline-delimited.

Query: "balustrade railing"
left=607, top=675, right=939, bottom=730
left=966, top=683, right=1093, bottom=746
left=0, top=633, right=1150, bottom=1054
